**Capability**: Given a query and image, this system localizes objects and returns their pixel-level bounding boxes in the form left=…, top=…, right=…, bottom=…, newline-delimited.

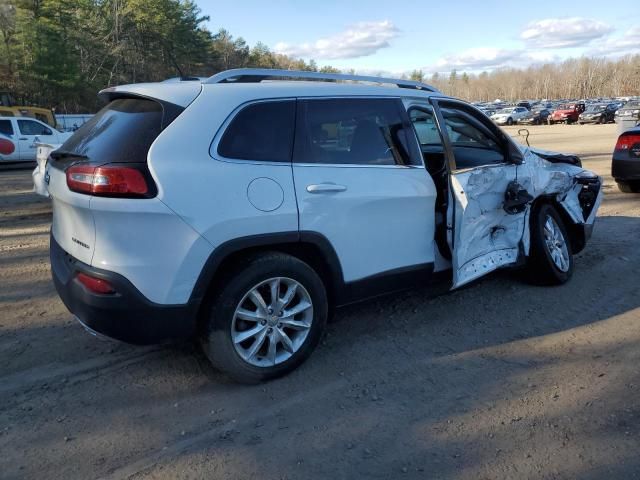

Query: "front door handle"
left=306, top=183, right=347, bottom=194
left=19, top=137, right=28, bottom=141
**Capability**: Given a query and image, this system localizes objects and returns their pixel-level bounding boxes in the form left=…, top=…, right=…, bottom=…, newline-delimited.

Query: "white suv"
left=47, top=69, right=603, bottom=382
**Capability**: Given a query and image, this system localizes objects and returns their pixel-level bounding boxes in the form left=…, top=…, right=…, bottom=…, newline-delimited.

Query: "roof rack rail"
left=204, top=68, right=438, bottom=92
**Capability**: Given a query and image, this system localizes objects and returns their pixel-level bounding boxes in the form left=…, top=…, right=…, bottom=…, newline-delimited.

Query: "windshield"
left=586, top=105, right=606, bottom=112
left=497, top=108, right=513, bottom=114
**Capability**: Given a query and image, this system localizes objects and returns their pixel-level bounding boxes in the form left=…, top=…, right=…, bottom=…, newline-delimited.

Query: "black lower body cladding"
left=50, top=234, right=197, bottom=344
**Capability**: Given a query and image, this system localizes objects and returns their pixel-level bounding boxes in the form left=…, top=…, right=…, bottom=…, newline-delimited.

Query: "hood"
left=523, top=146, right=582, bottom=167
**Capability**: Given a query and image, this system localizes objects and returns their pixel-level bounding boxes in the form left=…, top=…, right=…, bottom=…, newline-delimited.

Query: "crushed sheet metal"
left=451, top=146, right=602, bottom=289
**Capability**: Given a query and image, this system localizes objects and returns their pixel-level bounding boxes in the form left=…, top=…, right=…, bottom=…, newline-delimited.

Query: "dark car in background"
left=579, top=104, right=617, bottom=124
left=612, top=127, right=640, bottom=193
left=519, top=108, right=551, bottom=125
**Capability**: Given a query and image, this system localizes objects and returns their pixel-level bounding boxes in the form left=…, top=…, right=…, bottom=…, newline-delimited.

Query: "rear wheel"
left=617, top=181, right=640, bottom=193
left=526, top=204, right=574, bottom=285
left=202, top=253, right=328, bottom=383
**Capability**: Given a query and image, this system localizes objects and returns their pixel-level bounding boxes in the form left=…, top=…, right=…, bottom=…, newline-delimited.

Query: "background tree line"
left=1, top=0, right=639, bottom=114
left=409, top=56, right=640, bottom=102
left=0, top=0, right=338, bottom=113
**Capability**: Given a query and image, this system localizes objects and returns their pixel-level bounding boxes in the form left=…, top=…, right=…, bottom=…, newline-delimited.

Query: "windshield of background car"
left=586, top=106, right=606, bottom=112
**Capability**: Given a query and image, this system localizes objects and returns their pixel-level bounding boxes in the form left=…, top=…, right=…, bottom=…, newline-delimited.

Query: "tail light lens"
left=66, top=164, right=151, bottom=197
left=615, top=134, right=640, bottom=157
left=76, top=272, right=116, bottom=295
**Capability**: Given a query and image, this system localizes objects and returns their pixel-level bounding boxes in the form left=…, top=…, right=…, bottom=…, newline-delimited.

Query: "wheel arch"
left=529, top=196, right=587, bottom=254
left=189, top=231, right=344, bottom=327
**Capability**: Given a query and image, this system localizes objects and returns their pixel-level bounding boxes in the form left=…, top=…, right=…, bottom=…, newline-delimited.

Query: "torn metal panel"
left=450, top=145, right=602, bottom=289
left=450, top=165, right=526, bottom=288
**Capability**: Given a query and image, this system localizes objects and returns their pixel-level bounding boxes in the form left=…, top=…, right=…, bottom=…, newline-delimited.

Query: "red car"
left=549, top=103, right=586, bottom=124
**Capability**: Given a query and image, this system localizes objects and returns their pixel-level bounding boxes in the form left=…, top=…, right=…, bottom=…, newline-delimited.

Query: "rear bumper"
left=612, top=159, right=640, bottom=182
left=50, top=234, right=198, bottom=344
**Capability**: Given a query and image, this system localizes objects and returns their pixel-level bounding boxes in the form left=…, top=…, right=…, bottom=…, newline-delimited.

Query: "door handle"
left=19, top=137, right=28, bottom=141
left=306, top=183, right=347, bottom=194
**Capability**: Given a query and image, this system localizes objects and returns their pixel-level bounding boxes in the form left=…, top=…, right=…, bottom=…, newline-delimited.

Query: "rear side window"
left=0, top=120, right=13, bottom=136
left=294, top=98, right=419, bottom=166
left=18, top=120, right=52, bottom=136
left=218, top=101, right=295, bottom=162
left=58, top=98, right=166, bottom=164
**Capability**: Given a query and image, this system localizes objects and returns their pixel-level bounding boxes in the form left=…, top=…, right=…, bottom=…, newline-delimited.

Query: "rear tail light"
left=66, top=164, right=151, bottom=197
left=76, top=272, right=116, bottom=295
left=615, top=134, right=640, bottom=156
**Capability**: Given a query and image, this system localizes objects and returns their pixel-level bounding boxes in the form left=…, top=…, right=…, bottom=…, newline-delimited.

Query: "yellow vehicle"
left=0, top=91, right=57, bottom=128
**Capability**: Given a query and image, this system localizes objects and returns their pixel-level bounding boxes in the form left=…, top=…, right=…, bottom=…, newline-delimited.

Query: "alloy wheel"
left=231, top=277, right=313, bottom=367
left=543, top=215, right=570, bottom=272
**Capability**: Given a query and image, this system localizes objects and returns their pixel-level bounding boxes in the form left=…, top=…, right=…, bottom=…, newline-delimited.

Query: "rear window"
left=57, top=98, right=165, bottom=164
left=217, top=101, right=296, bottom=162
left=294, top=98, right=419, bottom=166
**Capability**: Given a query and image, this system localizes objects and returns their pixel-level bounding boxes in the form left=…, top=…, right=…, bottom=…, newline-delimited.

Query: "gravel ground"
left=1, top=123, right=639, bottom=480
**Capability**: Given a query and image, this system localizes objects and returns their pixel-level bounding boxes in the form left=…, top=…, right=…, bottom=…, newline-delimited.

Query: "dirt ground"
left=1, top=123, right=639, bottom=480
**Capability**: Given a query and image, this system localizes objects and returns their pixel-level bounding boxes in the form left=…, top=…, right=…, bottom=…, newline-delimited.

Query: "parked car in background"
left=615, top=100, right=640, bottom=124
left=56, top=114, right=94, bottom=132
left=0, top=90, right=58, bottom=128
left=47, top=68, right=602, bottom=382
left=578, top=104, right=617, bottom=124
left=0, top=116, right=72, bottom=162
left=519, top=108, right=551, bottom=125
left=549, top=103, right=586, bottom=124
left=490, top=106, right=530, bottom=125
left=517, top=101, right=532, bottom=110
left=612, top=126, right=640, bottom=193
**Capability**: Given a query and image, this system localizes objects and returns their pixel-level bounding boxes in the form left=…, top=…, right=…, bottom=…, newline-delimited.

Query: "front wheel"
left=506, top=117, right=514, bottom=126
left=202, top=253, right=328, bottom=383
left=526, top=204, right=574, bottom=285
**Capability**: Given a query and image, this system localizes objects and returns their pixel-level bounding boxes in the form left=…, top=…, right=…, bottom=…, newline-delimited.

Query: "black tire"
left=202, top=252, right=328, bottom=383
left=617, top=181, right=640, bottom=193
left=506, top=117, right=514, bottom=126
left=526, top=204, right=574, bottom=285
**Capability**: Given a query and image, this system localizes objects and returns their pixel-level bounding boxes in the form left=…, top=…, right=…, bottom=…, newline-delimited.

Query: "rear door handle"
left=19, top=137, right=28, bottom=141
left=306, top=183, right=347, bottom=193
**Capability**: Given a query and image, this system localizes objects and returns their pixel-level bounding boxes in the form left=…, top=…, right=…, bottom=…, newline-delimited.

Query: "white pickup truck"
left=0, top=116, right=72, bottom=163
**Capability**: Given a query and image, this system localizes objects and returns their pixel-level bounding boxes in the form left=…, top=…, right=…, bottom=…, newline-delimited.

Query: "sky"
left=198, top=0, right=639, bottom=75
